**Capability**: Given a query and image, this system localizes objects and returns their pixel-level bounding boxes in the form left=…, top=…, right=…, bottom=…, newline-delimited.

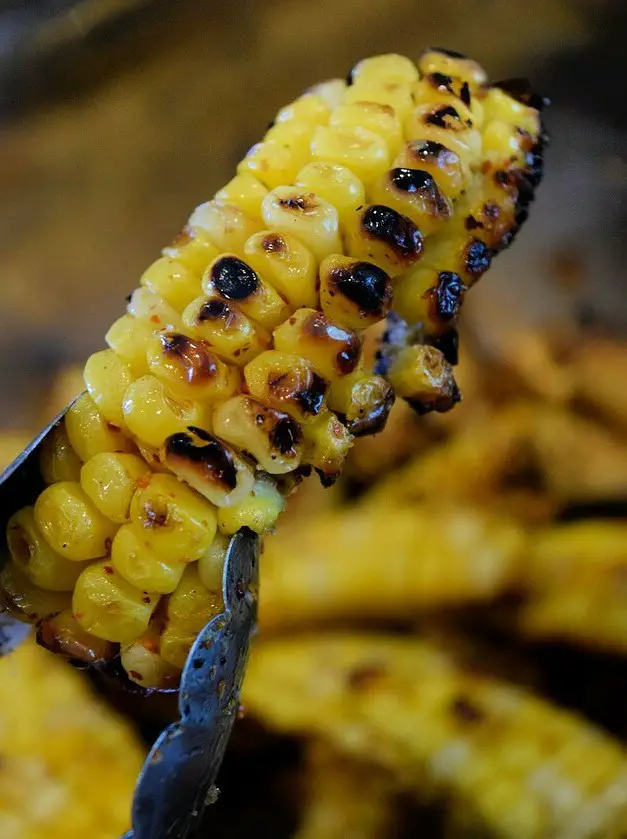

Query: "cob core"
left=1, top=50, right=545, bottom=687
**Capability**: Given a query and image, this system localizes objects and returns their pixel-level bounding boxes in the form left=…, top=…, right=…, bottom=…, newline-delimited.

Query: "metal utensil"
left=0, top=405, right=261, bottom=838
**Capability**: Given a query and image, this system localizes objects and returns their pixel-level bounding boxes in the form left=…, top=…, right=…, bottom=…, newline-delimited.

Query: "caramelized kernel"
left=320, top=255, right=392, bottom=329
left=165, top=428, right=238, bottom=492
left=303, top=311, right=362, bottom=376
left=160, top=333, right=219, bottom=384
left=245, top=350, right=329, bottom=423
left=396, top=140, right=466, bottom=198
left=362, top=205, right=423, bottom=261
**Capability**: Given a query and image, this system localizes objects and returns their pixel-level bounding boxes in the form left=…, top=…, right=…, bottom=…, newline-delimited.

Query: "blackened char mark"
left=211, top=256, right=259, bottom=300
left=362, top=205, right=423, bottom=260
left=166, top=429, right=238, bottom=491
left=331, top=262, right=392, bottom=315
left=492, top=77, right=550, bottom=111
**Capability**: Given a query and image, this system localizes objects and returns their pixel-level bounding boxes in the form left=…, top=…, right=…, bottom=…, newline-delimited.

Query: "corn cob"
left=260, top=504, right=524, bottom=630
left=1, top=51, right=544, bottom=686
left=244, top=634, right=627, bottom=839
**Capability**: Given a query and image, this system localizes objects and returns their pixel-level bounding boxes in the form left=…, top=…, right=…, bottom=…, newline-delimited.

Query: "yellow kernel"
left=84, top=349, right=134, bottom=429
left=273, top=308, right=363, bottom=381
left=295, top=162, right=365, bottom=228
left=238, top=140, right=306, bottom=190
left=418, top=48, right=487, bottom=87
left=482, top=86, right=540, bottom=136
left=189, top=200, right=262, bottom=256
left=80, top=452, right=149, bottom=524
left=129, top=473, right=217, bottom=562
left=202, top=254, right=290, bottom=330
left=394, top=140, right=468, bottom=200
left=307, top=79, right=347, bottom=109
left=370, top=168, right=452, bottom=236
left=217, top=475, right=285, bottom=536
left=7, top=507, right=85, bottom=591
left=213, top=395, right=303, bottom=475
left=40, top=423, right=82, bottom=484
left=311, top=124, right=389, bottom=186
left=261, top=186, right=341, bottom=263
left=167, top=564, right=224, bottom=634
left=244, top=350, right=328, bottom=424
left=160, top=623, right=196, bottom=670
left=319, top=254, right=392, bottom=329
left=105, top=314, right=153, bottom=377
left=393, top=260, right=465, bottom=330
left=121, top=630, right=180, bottom=689
left=328, top=371, right=394, bottom=435
left=111, top=523, right=187, bottom=594
left=243, top=230, right=318, bottom=310
left=330, top=101, right=403, bottom=158
left=146, top=330, right=240, bottom=402
left=215, top=173, right=268, bottom=222
left=65, top=393, right=135, bottom=461
left=482, top=120, right=529, bottom=167
left=198, top=532, right=230, bottom=592
left=349, top=54, right=419, bottom=86
left=182, top=294, right=269, bottom=366
left=38, top=609, right=115, bottom=663
left=344, top=80, right=414, bottom=124
left=387, top=345, right=460, bottom=414
left=275, top=93, right=331, bottom=126
left=343, top=204, right=424, bottom=277
left=162, top=225, right=221, bottom=274
left=265, top=119, right=312, bottom=161
left=122, top=375, right=211, bottom=450
left=127, top=287, right=183, bottom=332
left=34, top=481, right=118, bottom=562
left=0, top=562, right=70, bottom=624
left=160, top=425, right=255, bottom=508
left=140, top=256, right=203, bottom=312
left=73, top=560, right=158, bottom=643
left=301, top=410, right=353, bottom=484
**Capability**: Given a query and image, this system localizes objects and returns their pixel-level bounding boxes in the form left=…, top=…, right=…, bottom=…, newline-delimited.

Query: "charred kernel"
left=165, top=429, right=237, bottom=492
left=425, top=105, right=462, bottom=128
left=361, top=205, right=424, bottom=262
left=372, top=169, right=452, bottom=235
left=492, top=77, right=550, bottom=111
left=245, top=350, right=329, bottom=424
left=463, top=238, right=492, bottom=282
left=395, top=140, right=466, bottom=199
left=387, top=345, right=461, bottom=415
left=460, top=82, right=471, bottom=106
left=428, top=72, right=455, bottom=93
left=210, top=256, right=259, bottom=300
left=430, top=329, right=460, bottom=366
left=270, top=417, right=302, bottom=455
left=332, top=262, right=391, bottom=314
left=160, top=333, right=218, bottom=382
left=428, top=272, right=466, bottom=323
left=391, top=168, right=435, bottom=193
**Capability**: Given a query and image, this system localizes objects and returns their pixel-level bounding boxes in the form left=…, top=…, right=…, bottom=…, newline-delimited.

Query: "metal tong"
left=0, top=404, right=260, bottom=839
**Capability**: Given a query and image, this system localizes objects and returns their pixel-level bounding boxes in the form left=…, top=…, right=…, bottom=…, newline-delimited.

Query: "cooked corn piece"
left=319, top=255, right=393, bottom=330
left=80, top=452, right=148, bottom=524
left=84, top=349, right=135, bottom=429
left=394, top=139, right=468, bottom=200
left=239, top=138, right=308, bottom=191
left=189, top=200, right=262, bottom=256
left=349, top=54, right=419, bottom=87
left=327, top=371, right=394, bottom=436
left=259, top=505, right=523, bottom=629
left=244, top=350, right=329, bottom=424
left=311, top=124, right=390, bottom=186
left=1, top=563, right=71, bottom=623
left=370, top=167, right=452, bottom=236
left=73, top=560, right=158, bottom=643
left=198, top=531, right=229, bottom=592
left=121, top=627, right=181, bottom=689
left=215, top=173, right=268, bottom=222
left=111, top=523, right=186, bottom=594
left=307, top=79, right=346, bottom=109
left=344, top=204, right=424, bottom=277
left=105, top=314, right=153, bottom=378
left=146, top=330, right=240, bottom=402
left=275, top=92, right=332, bottom=126
left=217, top=474, right=285, bottom=535
left=162, top=224, right=221, bottom=273
left=127, top=286, right=183, bottom=332
left=37, top=608, right=116, bottom=663
left=202, top=254, right=290, bottom=329
left=244, top=634, right=627, bottom=839
left=261, top=186, right=342, bottom=263
left=330, top=100, right=404, bottom=158
left=140, top=256, right=203, bottom=312
left=213, top=395, right=304, bottom=475
left=418, top=48, right=488, bottom=88
left=40, top=423, right=82, bottom=485
left=295, top=162, right=366, bottom=229
left=183, top=293, right=269, bottom=365
left=344, top=80, right=414, bottom=125
left=0, top=639, right=144, bottom=839
left=7, top=507, right=85, bottom=591
left=294, top=742, right=395, bottom=839
left=65, top=393, right=135, bottom=462
left=386, top=345, right=460, bottom=414
left=300, top=411, right=353, bottom=485
left=244, top=229, right=318, bottom=310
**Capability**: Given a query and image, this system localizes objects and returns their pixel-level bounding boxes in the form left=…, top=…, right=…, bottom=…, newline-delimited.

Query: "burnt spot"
left=347, top=663, right=386, bottom=690
left=430, top=329, right=459, bottom=366
left=278, top=193, right=317, bottom=212
left=268, top=370, right=328, bottom=417
left=362, top=205, right=423, bottom=261
left=165, top=431, right=238, bottom=492
left=492, top=77, right=550, bottom=111
left=315, top=467, right=340, bottom=488
left=465, top=214, right=483, bottom=231
left=428, top=272, right=466, bottom=324
left=304, top=312, right=362, bottom=375
left=211, top=256, right=259, bottom=300
left=296, top=373, right=327, bottom=415
left=161, top=333, right=219, bottom=385
left=269, top=416, right=302, bottom=456
left=450, top=695, right=484, bottom=724
left=197, top=299, right=231, bottom=322
left=429, top=46, right=467, bottom=59
left=428, top=72, right=454, bottom=93
left=390, top=168, right=450, bottom=219
left=346, top=381, right=395, bottom=437
left=407, top=382, right=461, bottom=415
left=463, top=239, right=492, bottom=280
left=460, top=82, right=471, bottom=107
left=330, top=261, right=392, bottom=316
left=261, top=233, right=286, bottom=254
left=424, top=105, right=461, bottom=128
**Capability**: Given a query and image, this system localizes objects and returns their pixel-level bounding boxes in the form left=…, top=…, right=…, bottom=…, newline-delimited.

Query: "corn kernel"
left=265, top=120, right=312, bottom=160
left=111, top=523, right=187, bottom=594
left=215, top=173, right=268, bottom=222
left=301, top=411, right=352, bottom=485
left=213, top=395, right=303, bottom=474
left=319, top=255, right=393, bottom=329
left=370, top=168, right=452, bottom=236
left=161, top=425, right=255, bottom=508
left=331, top=101, right=403, bottom=157
left=189, top=200, right=262, bottom=256
left=198, top=532, right=230, bottom=592
left=243, top=230, right=318, bottom=309
left=129, top=473, right=217, bottom=562
left=182, top=294, right=269, bottom=365
left=307, top=79, right=347, bottom=109
left=328, top=372, right=395, bottom=436
left=295, top=162, right=365, bottom=229
left=344, top=204, right=424, bottom=277
left=412, top=76, right=475, bottom=125
left=275, top=93, right=331, bottom=126
left=238, top=140, right=305, bottom=190
left=140, top=256, right=202, bottom=312
left=80, top=452, right=149, bottom=524
left=202, top=254, right=290, bottom=329
left=405, top=104, right=481, bottom=167
left=168, top=564, right=224, bottom=634
left=0, top=563, right=70, bottom=623
left=7, top=507, right=85, bottom=591
left=273, top=308, right=363, bottom=381
left=386, top=345, right=460, bottom=414
left=105, top=314, right=153, bottom=377
left=122, top=375, right=211, bottom=450
left=65, top=394, right=135, bottom=462
left=160, top=623, right=196, bottom=670
left=84, top=349, right=134, bottom=429
left=418, top=48, right=487, bottom=87
left=394, top=261, right=465, bottom=332
left=146, top=330, right=239, bottom=402
left=349, top=54, right=419, bottom=86
left=127, top=286, right=183, bottom=332
left=482, top=120, right=530, bottom=167
left=40, top=423, right=82, bottom=484
left=35, top=481, right=118, bottom=561
left=37, top=608, right=115, bottom=663
left=311, top=124, right=389, bottom=186
left=218, top=475, right=285, bottom=535
left=244, top=350, right=328, bottom=424
left=121, top=630, right=180, bottom=689
left=482, top=87, right=540, bottom=136
left=344, top=81, right=414, bottom=124
left=394, top=140, right=468, bottom=200
left=73, top=560, right=157, bottom=643
left=261, top=186, right=342, bottom=263
left=162, top=225, right=221, bottom=274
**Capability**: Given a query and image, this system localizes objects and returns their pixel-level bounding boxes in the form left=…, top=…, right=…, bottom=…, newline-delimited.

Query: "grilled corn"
left=2, top=50, right=544, bottom=685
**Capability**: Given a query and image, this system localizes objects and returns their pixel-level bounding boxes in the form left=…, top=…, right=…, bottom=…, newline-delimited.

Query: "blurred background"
left=2, top=1, right=627, bottom=837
